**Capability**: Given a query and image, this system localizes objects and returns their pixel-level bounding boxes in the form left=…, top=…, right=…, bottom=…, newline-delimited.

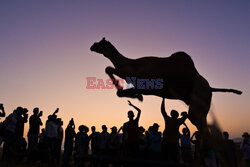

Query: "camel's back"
left=134, top=51, right=197, bottom=75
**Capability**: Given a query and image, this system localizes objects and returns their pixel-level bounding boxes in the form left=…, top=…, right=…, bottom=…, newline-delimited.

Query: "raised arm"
left=161, top=98, right=168, bottom=119
left=128, top=100, right=141, bottom=121
left=53, top=108, right=59, bottom=115
left=178, top=111, right=188, bottom=125
left=0, top=104, right=6, bottom=117
left=183, top=122, right=190, bottom=137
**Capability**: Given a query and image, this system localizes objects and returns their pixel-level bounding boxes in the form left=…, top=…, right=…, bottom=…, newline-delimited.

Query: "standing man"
left=161, top=98, right=188, bottom=162
left=28, top=107, right=43, bottom=153
left=122, top=100, right=141, bottom=157
left=62, top=118, right=76, bottom=167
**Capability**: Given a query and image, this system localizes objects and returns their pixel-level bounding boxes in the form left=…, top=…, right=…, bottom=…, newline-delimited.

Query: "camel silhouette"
left=90, top=37, right=242, bottom=138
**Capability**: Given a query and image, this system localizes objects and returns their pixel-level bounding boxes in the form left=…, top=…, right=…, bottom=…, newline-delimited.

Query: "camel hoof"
left=116, top=90, right=122, bottom=97
left=137, top=94, right=143, bottom=101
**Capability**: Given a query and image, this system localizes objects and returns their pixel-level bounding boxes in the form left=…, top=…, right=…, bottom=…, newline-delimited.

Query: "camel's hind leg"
left=188, top=79, right=212, bottom=162
left=188, top=76, right=212, bottom=136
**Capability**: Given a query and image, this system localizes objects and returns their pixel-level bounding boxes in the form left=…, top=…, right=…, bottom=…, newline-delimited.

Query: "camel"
left=90, top=37, right=242, bottom=140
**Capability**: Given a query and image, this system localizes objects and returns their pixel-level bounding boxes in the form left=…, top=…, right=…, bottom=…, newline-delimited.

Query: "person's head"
left=83, top=126, right=89, bottom=133
left=91, top=126, right=96, bottom=133
left=102, top=125, right=107, bottom=132
left=148, top=126, right=153, bottom=132
left=223, top=131, right=229, bottom=140
left=69, top=118, right=74, bottom=127
left=56, top=118, right=62, bottom=125
left=41, top=128, right=45, bottom=133
left=170, top=110, right=179, bottom=119
left=111, top=126, right=117, bottom=133
left=14, top=106, right=23, bottom=115
left=22, top=108, right=28, bottom=116
left=242, top=132, right=249, bottom=142
left=139, top=126, right=145, bottom=135
left=79, top=125, right=88, bottom=133
left=33, top=107, right=39, bottom=116
left=182, top=128, right=188, bottom=135
left=152, top=123, right=160, bottom=132
left=128, top=110, right=134, bottom=120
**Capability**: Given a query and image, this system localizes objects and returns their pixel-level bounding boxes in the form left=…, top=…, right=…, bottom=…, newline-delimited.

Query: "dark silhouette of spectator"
left=75, top=125, right=89, bottom=167
left=191, top=131, right=201, bottom=164
left=39, top=128, right=46, bottom=144
left=0, top=103, right=6, bottom=146
left=108, top=126, right=121, bottom=155
left=62, top=118, right=76, bottom=167
left=27, top=107, right=43, bottom=155
left=223, top=131, right=237, bottom=167
left=161, top=98, right=188, bottom=162
left=2, top=107, right=27, bottom=161
left=98, top=125, right=110, bottom=155
left=15, top=108, right=28, bottom=161
left=122, top=100, right=141, bottom=157
left=89, top=126, right=99, bottom=155
left=16, top=107, right=28, bottom=139
left=138, top=126, right=147, bottom=157
left=179, top=122, right=193, bottom=163
left=45, top=108, right=59, bottom=164
left=240, top=132, right=250, bottom=166
left=148, top=123, right=162, bottom=160
left=37, top=128, right=48, bottom=163
left=55, top=118, right=63, bottom=164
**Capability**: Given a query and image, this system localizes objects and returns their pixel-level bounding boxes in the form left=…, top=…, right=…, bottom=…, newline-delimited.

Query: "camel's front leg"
left=117, top=89, right=143, bottom=101
left=105, top=66, right=123, bottom=89
left=105, top=66, right=143, bottom=101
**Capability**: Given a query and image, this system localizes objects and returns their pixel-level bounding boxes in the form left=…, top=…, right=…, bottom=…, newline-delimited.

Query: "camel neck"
left=105, top=50, right=130, bottom=68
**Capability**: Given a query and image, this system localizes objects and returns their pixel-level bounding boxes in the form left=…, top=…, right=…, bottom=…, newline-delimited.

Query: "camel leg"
left=188, top=80, right=212, bottom=163
left=117, top=89, right=143, bottom=101
left=105, top=66, right=123, bottom=89
left=105, top=66, right=143, bottom=101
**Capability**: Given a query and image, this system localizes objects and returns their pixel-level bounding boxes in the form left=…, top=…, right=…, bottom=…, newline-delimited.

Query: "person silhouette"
left=108, top=126, right=121, bottom=154
left=62, top=118, right=76, bottom=167
left=191, top=131, right=201, bottom=163
left=138, top=126, right=147, bottom=158
left=98, top=125, right=110, bottom=155
left=240, top=132, right=250, bottom=166
left=75, top=125, right=89, bottom=167
left=0, top=104, right=6, bottom=146
left=27, top=107, right=43, bottom=155
left=179, top=122, right=193, bottom=163
left=122, top=100, right=141, bottom=157
left=148, top=123, right=162, bottom=161
left=161, top=98, right=188, bottom=162
left=89, top=126, right=99, bottom=155
left=55, top=118, right=63, bottom=164
left=223, top=131, right=237, bottom=167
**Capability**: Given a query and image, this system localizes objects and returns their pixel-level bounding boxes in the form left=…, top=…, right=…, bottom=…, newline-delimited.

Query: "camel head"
left=90, top=37, right=117, bottom=58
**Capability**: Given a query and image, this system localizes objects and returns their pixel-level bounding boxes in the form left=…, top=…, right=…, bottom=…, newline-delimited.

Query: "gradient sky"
left=0, top=0, right=249, bottom=138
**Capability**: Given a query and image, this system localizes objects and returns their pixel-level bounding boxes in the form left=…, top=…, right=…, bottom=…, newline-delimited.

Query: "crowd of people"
left=0, top=100, right=249, bottom=167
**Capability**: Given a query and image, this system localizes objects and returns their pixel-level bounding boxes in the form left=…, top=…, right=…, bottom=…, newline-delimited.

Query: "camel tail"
left=211, top=87, right=242, bottom=95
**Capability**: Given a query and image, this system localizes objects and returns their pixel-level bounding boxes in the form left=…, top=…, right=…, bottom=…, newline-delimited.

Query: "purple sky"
left=0, top=1, right=249, bottom=137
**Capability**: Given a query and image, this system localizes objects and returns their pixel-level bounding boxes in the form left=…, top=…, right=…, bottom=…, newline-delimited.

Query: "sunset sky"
left=0, top=1, right=249, bottom=139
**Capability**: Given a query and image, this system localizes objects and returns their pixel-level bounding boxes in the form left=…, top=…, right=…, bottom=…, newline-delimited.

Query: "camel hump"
left=210, top=87, right=242, bottom=95
left=170, top=51, right=195, bottom=66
